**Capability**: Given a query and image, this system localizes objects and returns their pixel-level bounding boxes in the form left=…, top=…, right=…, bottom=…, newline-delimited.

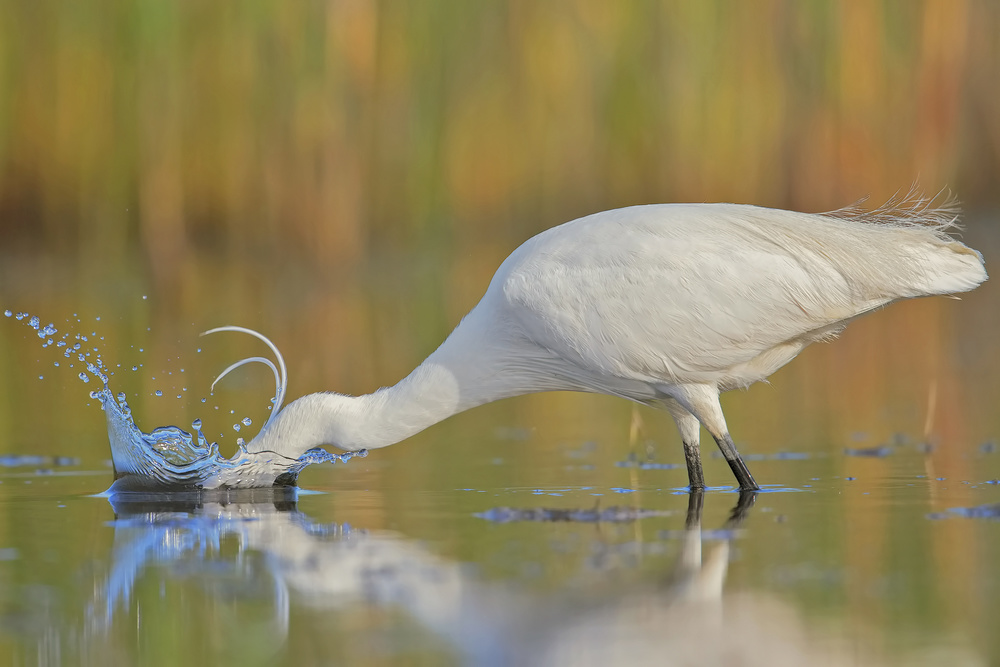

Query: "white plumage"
left=231, top=197, right=987, bottom=491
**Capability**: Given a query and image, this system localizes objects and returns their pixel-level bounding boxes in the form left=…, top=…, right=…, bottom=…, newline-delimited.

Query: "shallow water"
left=2, top=221, right=1000, bottom=665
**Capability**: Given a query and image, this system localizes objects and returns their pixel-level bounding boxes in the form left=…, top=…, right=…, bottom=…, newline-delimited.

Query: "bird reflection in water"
left=68, top=488, right=892, bottom=666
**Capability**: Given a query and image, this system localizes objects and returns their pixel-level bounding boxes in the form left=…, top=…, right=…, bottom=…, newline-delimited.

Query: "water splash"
left=6, top=311, right=365, bottom=491
left=100, top=327, right=366, bottom=492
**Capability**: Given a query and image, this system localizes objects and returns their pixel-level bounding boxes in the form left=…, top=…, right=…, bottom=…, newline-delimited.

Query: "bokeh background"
left=2, top=0, right=999, bottom=451
left=2, top=1, right=1000, bottom=663
left=1, top=4, right=999, bottom=479
left=2, top=1, right=999, bottom=270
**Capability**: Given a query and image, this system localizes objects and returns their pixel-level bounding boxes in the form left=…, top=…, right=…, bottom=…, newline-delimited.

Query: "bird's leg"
left=711, top=433, right=760, bottom=492
left=662, top=398, right=705, bottom=490
left=663, top=384, right=761, bottom=492
left=683, top=441, right=705, bottom=489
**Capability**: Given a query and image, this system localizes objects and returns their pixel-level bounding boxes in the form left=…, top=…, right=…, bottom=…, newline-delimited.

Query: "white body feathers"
left=242, top=201, right=986, bottom=487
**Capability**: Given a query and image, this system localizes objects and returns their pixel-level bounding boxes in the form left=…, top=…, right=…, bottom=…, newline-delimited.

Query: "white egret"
left=211, top=195, right=987, bottom=491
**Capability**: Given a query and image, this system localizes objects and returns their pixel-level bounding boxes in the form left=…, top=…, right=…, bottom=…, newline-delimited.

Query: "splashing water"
left=101, top=326, right=367, bottom=492
left=6, top=312, right=365, bottom=491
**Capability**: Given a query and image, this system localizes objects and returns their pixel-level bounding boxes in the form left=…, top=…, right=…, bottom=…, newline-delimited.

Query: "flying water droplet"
left=241, top=417, right=252, bottom=426
left=3, top=310, right=11, bottom=317
left=192, top=419, right=202, bottom=430
left=233, top=423, right=241, bottom=432
left=78, top=372, right=90, bottom=383
left=154, top=390, right=162, bottom=397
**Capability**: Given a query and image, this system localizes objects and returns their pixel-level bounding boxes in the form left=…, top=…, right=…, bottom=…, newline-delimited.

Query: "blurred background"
left=1, top=1, right=998, bottom=272
left=2, top=0, right=1000, bottom=485
left=1, top=0, right=999, bottom=464
left=1, top=2, right=1000, bottom=663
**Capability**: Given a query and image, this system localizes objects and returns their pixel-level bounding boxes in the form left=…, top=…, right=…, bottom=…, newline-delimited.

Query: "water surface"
left=1, top=223, right=999, bottom=665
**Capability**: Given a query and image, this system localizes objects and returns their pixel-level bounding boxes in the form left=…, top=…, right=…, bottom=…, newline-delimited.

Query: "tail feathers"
left=914, top=240, right=988, bottom=297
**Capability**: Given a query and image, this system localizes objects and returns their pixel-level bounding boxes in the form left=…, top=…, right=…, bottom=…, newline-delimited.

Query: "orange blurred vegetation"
left=0, top=0, right=998, bottom=279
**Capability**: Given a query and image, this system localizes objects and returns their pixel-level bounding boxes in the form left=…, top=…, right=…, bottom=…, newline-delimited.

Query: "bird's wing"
left=498, top=205, right=882, bottom=386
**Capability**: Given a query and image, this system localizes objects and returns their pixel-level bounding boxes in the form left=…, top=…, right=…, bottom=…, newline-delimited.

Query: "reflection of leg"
left=726, top=489, right=757, bottom=528
left=662, top=398, right=705, bottom=490
left=685, top=487, right=705, bottom=529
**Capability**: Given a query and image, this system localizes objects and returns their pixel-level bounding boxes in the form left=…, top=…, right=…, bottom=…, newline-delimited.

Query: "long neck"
left=245, top=304, right=545, bottom=459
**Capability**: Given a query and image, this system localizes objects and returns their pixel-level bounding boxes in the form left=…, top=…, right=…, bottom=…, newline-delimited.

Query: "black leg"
left=712, top=433, right=760, bottom=491
left=683, top=439, right=705, bottom=490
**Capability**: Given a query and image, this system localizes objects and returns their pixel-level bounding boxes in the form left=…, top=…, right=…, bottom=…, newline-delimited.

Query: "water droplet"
left=200, top=398, right=207, bottom=403
left=53, top=362, right=59, bottom=367
left=117, top=392, right=126, bottom=402
left=233, top=424, right=241, bottom=432
left=154, top=390, right=163, bottom=397
left=15, top=312, right=25, bottom=320
left=142, top=295, right=147, bottom=300
left=192, top=419, right=202, bottom=430
left=241, top=417, right=252, bottom=426
left=197, top=348, right=202, bottom=353
left=176, top=395, right=182, bottom=399
left=3, top=310, right=11, bottom=317
left=89, top=391, right=99, bottom=399
left=28, top=316, right=40, bottom=329
left=96, top=316, right=101, bottom=321
left=78, top=372, right=90, bottom=383
left=38, top=375, right=44, bottom=380
left=131, top=366, right=138, bottom=372
left=56, top=341, right=66, bottom=347
left=236, top=437, right=246, bottom=447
